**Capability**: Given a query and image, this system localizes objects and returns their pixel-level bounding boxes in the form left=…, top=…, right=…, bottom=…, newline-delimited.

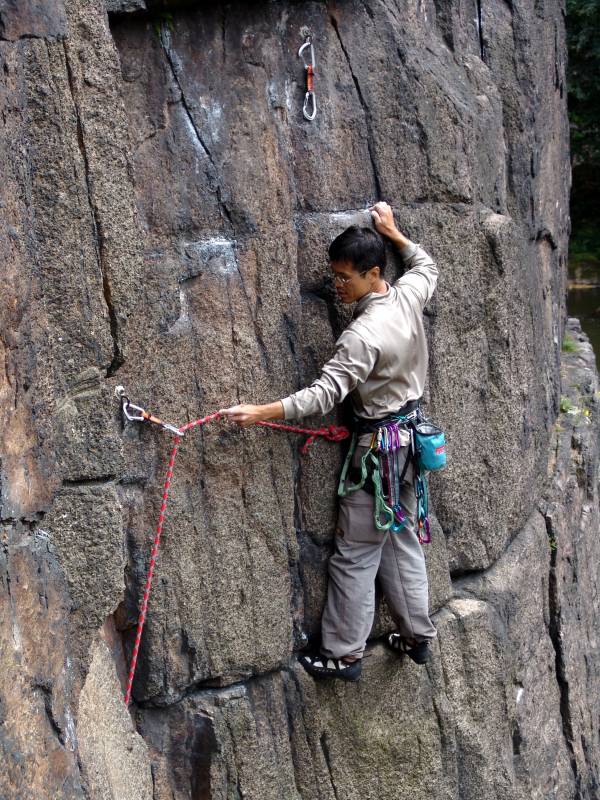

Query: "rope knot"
left=324, top=425, right=351, bottom=443
left=299, top=425, right=349, bottom=454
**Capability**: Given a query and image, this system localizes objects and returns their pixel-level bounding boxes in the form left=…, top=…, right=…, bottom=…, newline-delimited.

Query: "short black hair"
left=328, top=225, right=386, bottom=276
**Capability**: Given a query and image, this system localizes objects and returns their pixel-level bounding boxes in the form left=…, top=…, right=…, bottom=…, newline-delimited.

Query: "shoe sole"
left=299, top=659, right=362, bottom=682
left=384, top=635, right=430, bottom=665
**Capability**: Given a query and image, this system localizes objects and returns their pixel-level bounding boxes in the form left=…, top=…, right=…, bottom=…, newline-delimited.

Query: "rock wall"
left=1, top=0, right=598, bottom=798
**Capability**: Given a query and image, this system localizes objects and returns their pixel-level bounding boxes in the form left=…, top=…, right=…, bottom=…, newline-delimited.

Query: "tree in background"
left=567, top=0, right=600, bottom=267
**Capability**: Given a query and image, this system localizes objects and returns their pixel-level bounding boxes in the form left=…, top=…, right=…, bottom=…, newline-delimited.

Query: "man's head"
left=328, top=225, right=386, bottom=304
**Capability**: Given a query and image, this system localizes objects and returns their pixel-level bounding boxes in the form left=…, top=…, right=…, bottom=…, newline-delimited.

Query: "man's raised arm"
left=371, top=201, right=438, bottom=308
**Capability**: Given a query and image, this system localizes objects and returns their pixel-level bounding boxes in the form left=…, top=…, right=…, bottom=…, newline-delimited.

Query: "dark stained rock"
left=0, top=526, right=83, bottom=799
left=0, top=0, right=67, bottom=41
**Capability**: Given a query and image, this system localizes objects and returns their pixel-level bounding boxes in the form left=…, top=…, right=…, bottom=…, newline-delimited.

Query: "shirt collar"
left=353, top=282, right=391, bottom=318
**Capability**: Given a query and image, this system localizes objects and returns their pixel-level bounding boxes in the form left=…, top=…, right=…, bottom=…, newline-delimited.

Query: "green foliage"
left=560, top=396, right=574, bottom=413
left=561, top=334, right=579, bottom=352
left=153, top=12, right=174, bottom=37
left=567, top=0, right=600, bottom=164
left=567, top=1, right=600, bottom=265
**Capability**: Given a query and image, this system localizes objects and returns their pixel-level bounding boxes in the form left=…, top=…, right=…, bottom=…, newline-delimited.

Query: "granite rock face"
left=0, top=0, right=598, bottom=798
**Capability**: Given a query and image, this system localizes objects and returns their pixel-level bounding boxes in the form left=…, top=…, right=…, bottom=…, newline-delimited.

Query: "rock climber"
left=221, top=201, right=438, bottom=681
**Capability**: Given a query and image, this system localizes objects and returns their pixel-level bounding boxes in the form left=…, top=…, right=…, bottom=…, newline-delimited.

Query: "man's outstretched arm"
left=221, top=329, right=377, bottom=426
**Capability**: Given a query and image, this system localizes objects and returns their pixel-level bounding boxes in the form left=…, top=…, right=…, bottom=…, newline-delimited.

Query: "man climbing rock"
left=221, top=201, right=438, bottom=681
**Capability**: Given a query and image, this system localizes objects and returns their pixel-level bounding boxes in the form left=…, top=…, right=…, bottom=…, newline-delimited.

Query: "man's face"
left=330, top=260, right=379, bottom=304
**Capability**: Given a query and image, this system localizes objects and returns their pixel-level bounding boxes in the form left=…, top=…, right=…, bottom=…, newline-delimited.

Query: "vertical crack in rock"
left=159, top=27, right=234, bottom=231
left=554, top=22, right=562, bottom=96
left=267, top=442, right=303, bottom=645
left=280, top=306, right=306, bottom=624
left=319, top=731, right=340, bottom=800
left=235, top=262, right=270, bottom=370
left=62, top=42, right=124, bottom=377
left=429, top=690, right=452, bottom=769
left=32, top=681, right=64, bottom=745
left=0, top=332, right=16, bottom=411
left=328, top=13, right=382, bottom=200
left=221, top=4, right=227, bottom=64
left=221, top=710, right=247, bottom=797
left=224, top=276, right=242, bottom=405
left=3, top=566, right=20, bottom=652
left=545, top=513, right=582, bottom=797
left=476, top=0, right=486, bottom=62
left=282, top=679, right=311, bottom=798
left=149, top=763, right=157, bottom=800
left=281, top=311, right=301, bottom=394
left=409, top=110, right=433, bottom=203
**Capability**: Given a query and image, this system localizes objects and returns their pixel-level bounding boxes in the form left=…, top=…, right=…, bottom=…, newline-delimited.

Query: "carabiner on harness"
left=115, top=386, right=183, bottom=437
left=298, top=35, right=316, bottom=121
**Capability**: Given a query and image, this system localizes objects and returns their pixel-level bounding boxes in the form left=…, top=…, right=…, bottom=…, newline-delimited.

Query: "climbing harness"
left=298, top=32, right=316, bottom=121
left=338, top=409, right=417, bottom=532
left=337, top=403, right=446, bottom=543
left=116, top=388, right=349, bottom=706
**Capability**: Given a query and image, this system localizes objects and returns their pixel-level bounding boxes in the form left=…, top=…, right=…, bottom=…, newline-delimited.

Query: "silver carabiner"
left=302, top=91, right=316, bottom=121
left=122, top=400, right=146, bottom=423
left=298, top=39, right=315, bottom=70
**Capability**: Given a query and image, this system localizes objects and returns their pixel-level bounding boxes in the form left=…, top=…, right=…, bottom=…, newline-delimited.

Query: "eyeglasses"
left=330, top=269, right=368, bottom=286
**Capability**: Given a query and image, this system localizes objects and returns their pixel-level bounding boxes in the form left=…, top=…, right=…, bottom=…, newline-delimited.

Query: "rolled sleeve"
left=280, top=331, right=378, bottom=420
left=394, top=241, right=438, bottom=308
left=281, top=396, right=296, bottom=420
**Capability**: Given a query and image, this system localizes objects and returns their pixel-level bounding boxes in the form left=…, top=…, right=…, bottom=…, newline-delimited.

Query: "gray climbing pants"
left=320, top=451, right=437, bottom=659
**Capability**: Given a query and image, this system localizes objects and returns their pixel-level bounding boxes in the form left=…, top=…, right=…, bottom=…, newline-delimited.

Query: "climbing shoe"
left=299, top=653, right=362, bottom=682
left=385, top=633, right=431, bottom=665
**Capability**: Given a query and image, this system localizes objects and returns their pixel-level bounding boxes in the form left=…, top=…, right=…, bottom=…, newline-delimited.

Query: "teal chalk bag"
left=413, top=421, right=447, bottom=471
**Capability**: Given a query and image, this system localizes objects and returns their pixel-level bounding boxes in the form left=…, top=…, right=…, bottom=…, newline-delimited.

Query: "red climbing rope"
left=123, top=408, right=349, bottom=706
left=257, top=420, right=349, bottom=453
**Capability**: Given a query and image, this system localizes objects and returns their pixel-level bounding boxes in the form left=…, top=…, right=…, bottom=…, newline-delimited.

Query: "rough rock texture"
left=0, top=0, right=598, bottom=798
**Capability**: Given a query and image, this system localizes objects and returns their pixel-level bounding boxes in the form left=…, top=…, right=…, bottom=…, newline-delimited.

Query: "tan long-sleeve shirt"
left=280, top=241, right=438, bottom=422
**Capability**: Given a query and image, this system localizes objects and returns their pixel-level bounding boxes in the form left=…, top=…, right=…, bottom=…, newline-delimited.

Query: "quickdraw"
left=116, top=386, right=181, bottom=436
left=115, top=387, right=349, bottom=705
left=298, top=33, right=316, bottom=121
left=415, top=471, right=431, bottom=544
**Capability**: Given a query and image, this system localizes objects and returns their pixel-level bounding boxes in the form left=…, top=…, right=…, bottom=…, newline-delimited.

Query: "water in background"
left=568, top=258, right=600, bottom=370
left=568, top=288, right=600, bottom=366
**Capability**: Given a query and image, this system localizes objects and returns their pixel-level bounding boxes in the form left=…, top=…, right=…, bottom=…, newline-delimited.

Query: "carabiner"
left=298, top=36, right=317, bottom=121
left=372, top=463, right=395, bottom=531
left=298, top=38, right=315, bottom=70
left=122, top=399, right=146, bottom=423
left=303, top=91, right=316, bottom=122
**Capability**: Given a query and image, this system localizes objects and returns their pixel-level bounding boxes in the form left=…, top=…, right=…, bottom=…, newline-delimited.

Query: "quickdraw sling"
left=337, top=404, right=446, bottom=544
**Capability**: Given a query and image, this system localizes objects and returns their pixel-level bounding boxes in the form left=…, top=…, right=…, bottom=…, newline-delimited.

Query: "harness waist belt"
left=352, top=399, right=421, bottom=434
